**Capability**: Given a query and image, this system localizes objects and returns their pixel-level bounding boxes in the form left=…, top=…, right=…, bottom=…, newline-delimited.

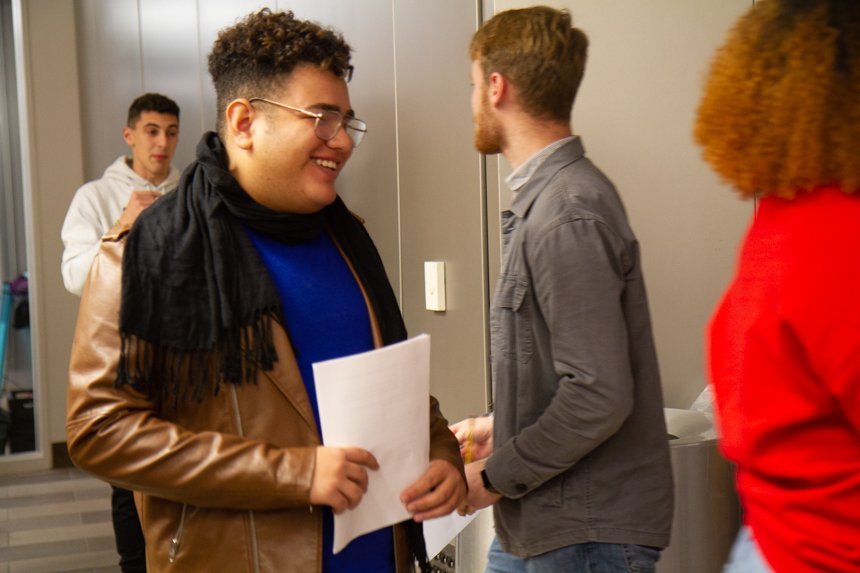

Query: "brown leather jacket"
left=66, top=226, right=463, bottom=572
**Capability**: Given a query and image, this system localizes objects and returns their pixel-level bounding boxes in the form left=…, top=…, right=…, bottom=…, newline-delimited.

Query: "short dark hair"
left=127, top=93, right=180, bottom=127
left=470, top=6, right=588, bottom=122
left=207, top=8, right=353, bottom=137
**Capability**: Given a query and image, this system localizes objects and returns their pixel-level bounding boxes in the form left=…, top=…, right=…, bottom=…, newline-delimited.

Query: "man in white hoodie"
left=61, top=93, right=180, bottom=296
left=60, top=92, right=179, bottom=573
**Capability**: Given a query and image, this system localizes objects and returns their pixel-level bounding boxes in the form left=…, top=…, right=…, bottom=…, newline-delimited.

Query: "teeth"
left=314, top=159, right=337, bottom=170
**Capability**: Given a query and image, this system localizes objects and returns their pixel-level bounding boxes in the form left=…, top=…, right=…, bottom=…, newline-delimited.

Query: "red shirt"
left=709, top=187, right=860, bottom=572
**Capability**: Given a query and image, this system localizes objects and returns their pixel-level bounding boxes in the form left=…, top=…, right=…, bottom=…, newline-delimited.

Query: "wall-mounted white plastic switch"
left=424, top=261, right=447, bottom=311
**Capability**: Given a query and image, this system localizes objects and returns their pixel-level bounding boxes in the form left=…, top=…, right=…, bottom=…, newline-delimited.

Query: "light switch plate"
left=424, top=261, right=446, bottom=311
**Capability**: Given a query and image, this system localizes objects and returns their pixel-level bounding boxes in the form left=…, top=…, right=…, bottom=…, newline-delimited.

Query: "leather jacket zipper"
left=168, top=503, right=187, bottom=563
left=230, top=385, right=261, bottom=573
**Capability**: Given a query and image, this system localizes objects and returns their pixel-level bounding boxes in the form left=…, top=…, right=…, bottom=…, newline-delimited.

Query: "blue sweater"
left=245, top=227, right=395, bottom=573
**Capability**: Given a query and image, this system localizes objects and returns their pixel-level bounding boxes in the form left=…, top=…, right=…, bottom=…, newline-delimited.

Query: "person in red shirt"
left=694, top=1, right=860, bottom=572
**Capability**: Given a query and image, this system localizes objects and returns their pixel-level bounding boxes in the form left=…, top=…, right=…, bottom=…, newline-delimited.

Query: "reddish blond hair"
left=470, top=6, right=588, bottom=123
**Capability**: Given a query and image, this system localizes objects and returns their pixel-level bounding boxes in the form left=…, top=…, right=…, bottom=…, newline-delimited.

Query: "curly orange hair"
left=694, top=0, right=860, bottom=198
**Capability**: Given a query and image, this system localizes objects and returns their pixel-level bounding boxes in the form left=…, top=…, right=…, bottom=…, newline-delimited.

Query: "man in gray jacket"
left=452, top=6, right=673, bottom=572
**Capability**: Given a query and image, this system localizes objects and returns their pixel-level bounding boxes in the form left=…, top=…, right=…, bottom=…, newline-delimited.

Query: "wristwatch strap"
left=481, top=468, right=500, bottom=494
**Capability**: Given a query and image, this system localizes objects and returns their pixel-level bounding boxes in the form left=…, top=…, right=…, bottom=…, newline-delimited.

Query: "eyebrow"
left=312, top=102, right=356, bottom=118
left=143, top=122, right=179, bottom=130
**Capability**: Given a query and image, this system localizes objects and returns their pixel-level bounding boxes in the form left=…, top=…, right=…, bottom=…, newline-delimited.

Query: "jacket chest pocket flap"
left=491, top=275, right=533, bottom=362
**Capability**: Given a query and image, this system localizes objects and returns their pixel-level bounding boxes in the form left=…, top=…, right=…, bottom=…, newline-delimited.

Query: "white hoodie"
left=61, top=156, right=180, bottom=295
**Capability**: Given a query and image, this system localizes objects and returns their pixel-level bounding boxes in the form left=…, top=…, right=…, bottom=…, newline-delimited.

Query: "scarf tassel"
left=117, top=311, right=279, bottom=412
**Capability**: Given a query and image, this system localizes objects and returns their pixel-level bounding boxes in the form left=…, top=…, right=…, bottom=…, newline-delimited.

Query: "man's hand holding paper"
left=310, top=447, right=379, bottom=513
left=400, top=458, right=467, bottom=522
left=315, top=334, right=442, bottom=552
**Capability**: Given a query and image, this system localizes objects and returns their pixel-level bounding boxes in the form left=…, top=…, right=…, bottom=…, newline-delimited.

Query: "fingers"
left=119, top=192, right=162, bottom=226
left=450, top=417, right=492, bottom=443
left=127, top=190, right=161, bottom=208
left=310, top=446, right=378, bottom=513
left=450, top=418, right=494, bottom=462
left=399, top=459, right=441, bottom=504
left=331, top=472, right=367, bottom=514
left=457, top=502, right=476, bottom=517
left=449, top=419, right=470, bottom=443
left=401, top=460, right=468, bottom=522
left=450, top=418, right=476, bottom=443
left=342, top=446, right=380, bottom=471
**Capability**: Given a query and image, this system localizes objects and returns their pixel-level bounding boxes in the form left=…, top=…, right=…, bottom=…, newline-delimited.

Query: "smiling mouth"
left=314, top=158, right=338, bottom=171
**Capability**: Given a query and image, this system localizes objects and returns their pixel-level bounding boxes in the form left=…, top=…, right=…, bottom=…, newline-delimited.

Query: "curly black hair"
left=207, top=9, right=353, bottom=136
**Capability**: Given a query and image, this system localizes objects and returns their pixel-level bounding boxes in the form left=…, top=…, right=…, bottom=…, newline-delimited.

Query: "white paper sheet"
left=423, top=508, right=485, bottom=559
left=313, top=334, right=430, bottom=554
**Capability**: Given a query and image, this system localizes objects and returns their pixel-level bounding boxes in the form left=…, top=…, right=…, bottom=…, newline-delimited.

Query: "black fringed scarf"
left=117, top=132, right=429, bottom=571
left=118, top=131, right=407, bottom=403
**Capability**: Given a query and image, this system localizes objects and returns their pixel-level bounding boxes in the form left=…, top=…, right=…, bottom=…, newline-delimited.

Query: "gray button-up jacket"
left=486, top=137, right=673, bottom=557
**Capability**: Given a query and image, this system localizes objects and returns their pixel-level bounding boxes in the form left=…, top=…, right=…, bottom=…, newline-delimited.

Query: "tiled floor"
left=0, top=467, right=120, bottom=573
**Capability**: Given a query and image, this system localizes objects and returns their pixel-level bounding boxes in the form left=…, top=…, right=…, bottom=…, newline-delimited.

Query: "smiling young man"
left=61, top=93, right=180, bottom=296
left=65, top=9, right=465, bottom=573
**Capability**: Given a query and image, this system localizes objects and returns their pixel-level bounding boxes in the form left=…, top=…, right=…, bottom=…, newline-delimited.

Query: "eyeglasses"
left=248, top=97, right=367, bottom=148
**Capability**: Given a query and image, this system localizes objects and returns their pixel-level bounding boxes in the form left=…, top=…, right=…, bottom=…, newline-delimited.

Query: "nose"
left=155, top=131, right=168, bottom=149
left=327, top=124, right=354, bottom=153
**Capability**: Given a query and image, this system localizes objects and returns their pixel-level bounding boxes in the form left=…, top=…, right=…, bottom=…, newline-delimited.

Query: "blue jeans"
left=722, top=527, right=772, bottom=573
left=486, top=537, right=660, bottom=573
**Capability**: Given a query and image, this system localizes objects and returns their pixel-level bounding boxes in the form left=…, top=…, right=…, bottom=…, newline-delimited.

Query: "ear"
left=225, top=99, right=257, bottom=150
left=486, top=72, right=507, bottom=108
left=122, top=125, right=134, bottom=146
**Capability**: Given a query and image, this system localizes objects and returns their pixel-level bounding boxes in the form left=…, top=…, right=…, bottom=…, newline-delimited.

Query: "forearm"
left=486, top=366, right=633, bottom=498
left=428, top=395, right=466, bottom=483
left=67, top=404, right=316, bottom=509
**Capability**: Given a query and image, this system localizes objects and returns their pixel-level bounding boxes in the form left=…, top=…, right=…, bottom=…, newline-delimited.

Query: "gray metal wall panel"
left=138, top=0, right=201, bottom=169
left=394, top=1, right=489, bottom=422
left=76, top=0, right=143, bottom=180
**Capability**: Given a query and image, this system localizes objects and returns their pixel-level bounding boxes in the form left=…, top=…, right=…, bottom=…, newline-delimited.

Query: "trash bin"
left=657, top=408, right=740, bottom=573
